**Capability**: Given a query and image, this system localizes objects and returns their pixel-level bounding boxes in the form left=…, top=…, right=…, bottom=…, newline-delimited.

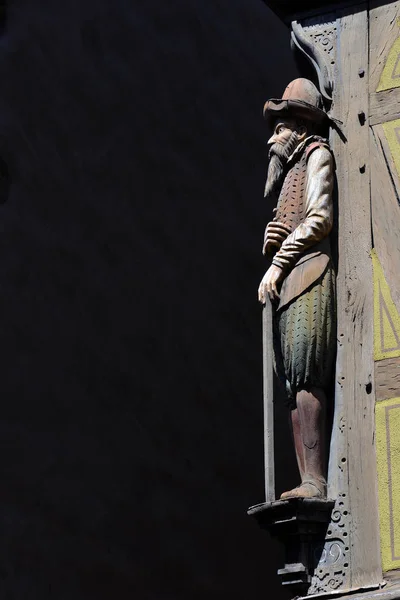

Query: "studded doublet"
left=270, top=139, right=334, bottom=311
left=275, top=150, right=308, bottom=234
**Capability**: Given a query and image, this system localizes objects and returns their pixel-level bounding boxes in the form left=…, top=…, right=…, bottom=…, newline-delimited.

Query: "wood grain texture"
left=370, top=124, right=400, bottom=317
left=263, top=300, right=275, bottom=502
left=371, top=88, right=400, bottom=125
left=375, top=357, right=400, bottom=402
left=369, top=1, right=400, bottom=94
left=329, top=5, right=382, bottom=589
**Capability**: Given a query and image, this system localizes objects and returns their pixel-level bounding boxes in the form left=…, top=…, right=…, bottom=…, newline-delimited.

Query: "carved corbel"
left=291, top=19, right=337, bottom=108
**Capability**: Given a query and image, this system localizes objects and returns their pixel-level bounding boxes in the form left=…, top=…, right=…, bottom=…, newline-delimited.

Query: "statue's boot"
left=280, top=474, right=327, bottom=499
left=280, top=387, right=327, bottom=500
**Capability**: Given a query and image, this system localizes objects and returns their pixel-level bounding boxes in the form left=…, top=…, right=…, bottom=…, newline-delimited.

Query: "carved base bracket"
left=248, top=498, right=335, bottom=595
left=302, top=581, right=398, bottom=600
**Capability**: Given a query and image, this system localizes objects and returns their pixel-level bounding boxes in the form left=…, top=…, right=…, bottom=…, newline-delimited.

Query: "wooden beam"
left=370, top=89, right=400, bottom=126
left=375, top=357, right=400, bottom=402
left=329, top=4, right=382, bottom=589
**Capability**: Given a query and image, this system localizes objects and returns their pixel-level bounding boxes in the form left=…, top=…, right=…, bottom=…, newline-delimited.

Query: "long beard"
left=264, top=131, right=300, bottom=200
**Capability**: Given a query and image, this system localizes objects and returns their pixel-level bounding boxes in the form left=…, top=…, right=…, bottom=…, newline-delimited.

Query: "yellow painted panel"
left=372, top=249, right=400, bottom=360
left=377, top=37, right=400, bottom=92
left=376, top=397, right=400, bottom=571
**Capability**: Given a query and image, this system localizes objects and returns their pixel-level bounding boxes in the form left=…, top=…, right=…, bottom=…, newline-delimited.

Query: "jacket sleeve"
left=272, top=146, right=334, bottom=272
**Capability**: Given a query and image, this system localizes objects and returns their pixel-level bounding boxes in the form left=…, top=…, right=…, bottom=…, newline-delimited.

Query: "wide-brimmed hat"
left=263, top=78, right=327, bottom=126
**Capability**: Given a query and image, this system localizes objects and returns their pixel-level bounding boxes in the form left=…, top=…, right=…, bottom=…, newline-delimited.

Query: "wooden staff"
left=263, top=298, right=275, bottom=502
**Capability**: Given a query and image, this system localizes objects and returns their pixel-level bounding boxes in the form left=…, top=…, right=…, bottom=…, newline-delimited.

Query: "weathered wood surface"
left=370, top=124, right=400, bottom=315
left=375, top=357, right=400, bottom=402
left=262, top=299, right=275, bottom=502
left=369, top=1, right=400, bottom=94
left=370, top=88, right=400, bottom=126
left=329, top=5, right=381, bottom=589
left=332, top=581, right=399, bottom=600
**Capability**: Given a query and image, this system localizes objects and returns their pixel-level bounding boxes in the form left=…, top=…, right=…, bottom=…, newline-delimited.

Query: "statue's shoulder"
left=304, top=138, right=335, bottom=172
left=305, top=136, right=331, bottom=162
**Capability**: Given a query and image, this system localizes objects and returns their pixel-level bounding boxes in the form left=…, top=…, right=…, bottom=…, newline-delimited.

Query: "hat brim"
left=263, top=98, right=328, bottom=126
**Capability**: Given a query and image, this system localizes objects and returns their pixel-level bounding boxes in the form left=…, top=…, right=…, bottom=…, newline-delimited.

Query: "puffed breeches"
left=273, top=264, right=336, bottom=408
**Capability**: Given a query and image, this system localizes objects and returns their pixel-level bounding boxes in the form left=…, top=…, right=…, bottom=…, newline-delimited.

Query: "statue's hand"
left=262, top=221, right=291, bottom=255
left=258, top=265, right=284, bottom=303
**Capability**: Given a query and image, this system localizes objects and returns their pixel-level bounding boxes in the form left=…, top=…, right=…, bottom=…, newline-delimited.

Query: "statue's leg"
left=278, top=266, right=335, bottom=500
left=281, top=386, right=327, bottom=499
left=290, top=407, right=305, bottom=481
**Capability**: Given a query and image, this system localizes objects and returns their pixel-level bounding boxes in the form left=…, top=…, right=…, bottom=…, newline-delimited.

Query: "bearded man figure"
left=258, top=78, right=336, bottom=500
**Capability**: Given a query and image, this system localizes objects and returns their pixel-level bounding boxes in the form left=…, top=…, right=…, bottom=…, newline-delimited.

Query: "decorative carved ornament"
left=309, top=493, right=351, bottom=593
left=291, top=18, right=337, bottom=105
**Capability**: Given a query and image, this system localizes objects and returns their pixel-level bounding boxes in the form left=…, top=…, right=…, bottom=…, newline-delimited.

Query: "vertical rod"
left=263, top=299, right=275, bottom=502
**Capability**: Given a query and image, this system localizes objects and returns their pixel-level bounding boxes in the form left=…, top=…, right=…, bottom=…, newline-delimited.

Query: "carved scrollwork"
left=331, top=509, right=342, bottom=523
left=309, top=494, right=351, bottom=595
left=291, top=17, right=337, bottom=105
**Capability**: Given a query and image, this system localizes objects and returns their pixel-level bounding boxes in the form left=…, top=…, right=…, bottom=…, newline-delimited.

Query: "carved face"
left=268, top=119, right=307, bottom=148
left=264, top=119, right=307, bottom=200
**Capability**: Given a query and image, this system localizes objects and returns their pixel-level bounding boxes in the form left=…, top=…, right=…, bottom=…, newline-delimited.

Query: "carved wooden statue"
left=258, top=78, right=336, bottom=500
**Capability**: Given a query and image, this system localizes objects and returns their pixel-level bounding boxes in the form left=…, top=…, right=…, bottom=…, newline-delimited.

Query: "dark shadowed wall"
left=0, top=1, right=297, bottom=598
